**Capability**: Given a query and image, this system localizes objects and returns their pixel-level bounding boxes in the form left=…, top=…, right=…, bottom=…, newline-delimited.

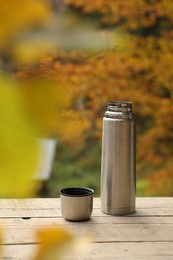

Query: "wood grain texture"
left=2, top=242, right=173, bottom=260
left=0, top=198, right=172, bottom=259
left=0, top=198, right=173, bottom=218
left=2, top=223, right=173, bottom=244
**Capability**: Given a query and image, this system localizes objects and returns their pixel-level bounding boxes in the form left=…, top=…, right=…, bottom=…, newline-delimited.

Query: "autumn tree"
left=17, top=0, right=173, bottom=196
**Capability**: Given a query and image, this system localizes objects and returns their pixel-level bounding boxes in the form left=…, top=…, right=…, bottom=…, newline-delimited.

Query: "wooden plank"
left=1, top=216, right=173, bottom=227
left=0, top=198, right=59, bottom=209
left=1, top=244, right=38, bottom=260
left=96, top=198, right=173, bottom=217
left=0, top=199, right=60, bottom=218
left=66, top=223, right=173, bottom=243
left=2, top=242, right=173, bottom=260
left=0, top=207, right=172, bottom=218
left=0, top=208, right=60, bottom=218
left=94, top=198, right=173, bottom=208
left=94, top=208, right=173, bottom=217
left=64, top=241, right=173, bottom=259
left=0, top=198, right=173, bottom=209
left=1, top=223, right=173, bottom=244
left=0, top=198, right=173, bottom=218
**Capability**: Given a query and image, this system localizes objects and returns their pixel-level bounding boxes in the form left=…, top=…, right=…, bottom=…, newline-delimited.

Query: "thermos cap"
left=108, top=101, right=132, bottom=112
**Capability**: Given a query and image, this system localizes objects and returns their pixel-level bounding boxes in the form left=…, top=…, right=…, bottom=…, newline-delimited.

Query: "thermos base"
left=101, top=205, right=135, bottom=216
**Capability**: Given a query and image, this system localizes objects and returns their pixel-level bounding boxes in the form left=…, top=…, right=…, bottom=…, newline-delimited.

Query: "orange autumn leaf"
left=33, top=227, right=73, bottom=260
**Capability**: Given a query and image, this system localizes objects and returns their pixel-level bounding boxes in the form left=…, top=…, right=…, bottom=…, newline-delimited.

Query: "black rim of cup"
left=59, top=187, right=94, bottom=197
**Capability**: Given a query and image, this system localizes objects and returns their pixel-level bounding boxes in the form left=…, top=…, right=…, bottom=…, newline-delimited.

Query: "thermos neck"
left=108, top=101, right=132, bottom=112
left=105, top=101, right=135, bottom=119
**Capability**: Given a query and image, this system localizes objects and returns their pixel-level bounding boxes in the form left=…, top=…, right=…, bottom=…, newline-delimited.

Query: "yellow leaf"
left=0, top=75, right=39, bottom=197
left=34, top=227, right=73, bottom=260
left=34, top=226, right=92, bottom=260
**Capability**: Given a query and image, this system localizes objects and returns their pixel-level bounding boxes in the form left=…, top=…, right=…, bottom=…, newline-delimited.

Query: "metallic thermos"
left=101, top=101, right=136, bottom=215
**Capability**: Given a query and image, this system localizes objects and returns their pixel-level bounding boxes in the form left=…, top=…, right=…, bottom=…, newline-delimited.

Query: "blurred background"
left=0, top=0, right=173, bottom=198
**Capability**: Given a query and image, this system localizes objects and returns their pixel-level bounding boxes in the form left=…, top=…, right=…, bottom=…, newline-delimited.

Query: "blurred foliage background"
left=43, top=0, right=173, bottom=197
left=1, top=0, right=173, bottom=198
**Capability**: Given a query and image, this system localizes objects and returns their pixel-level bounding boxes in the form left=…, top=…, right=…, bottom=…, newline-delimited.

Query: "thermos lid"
left=108, top=101, right=132, bottom=112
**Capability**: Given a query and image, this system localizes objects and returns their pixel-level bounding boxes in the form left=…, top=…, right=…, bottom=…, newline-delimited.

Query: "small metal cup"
left=59, top=187, right=94, bottom=221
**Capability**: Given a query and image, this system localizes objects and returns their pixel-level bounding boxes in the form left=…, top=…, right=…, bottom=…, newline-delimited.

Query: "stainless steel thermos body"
left=101, top=101, right=136, bottom=215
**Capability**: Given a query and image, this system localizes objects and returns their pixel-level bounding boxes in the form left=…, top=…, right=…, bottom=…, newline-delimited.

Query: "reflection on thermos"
left=101, top=101, right=136, bottom=215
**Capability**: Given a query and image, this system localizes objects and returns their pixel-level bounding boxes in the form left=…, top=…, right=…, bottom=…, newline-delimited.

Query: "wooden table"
left=0, top=198, right=173, bottom=259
